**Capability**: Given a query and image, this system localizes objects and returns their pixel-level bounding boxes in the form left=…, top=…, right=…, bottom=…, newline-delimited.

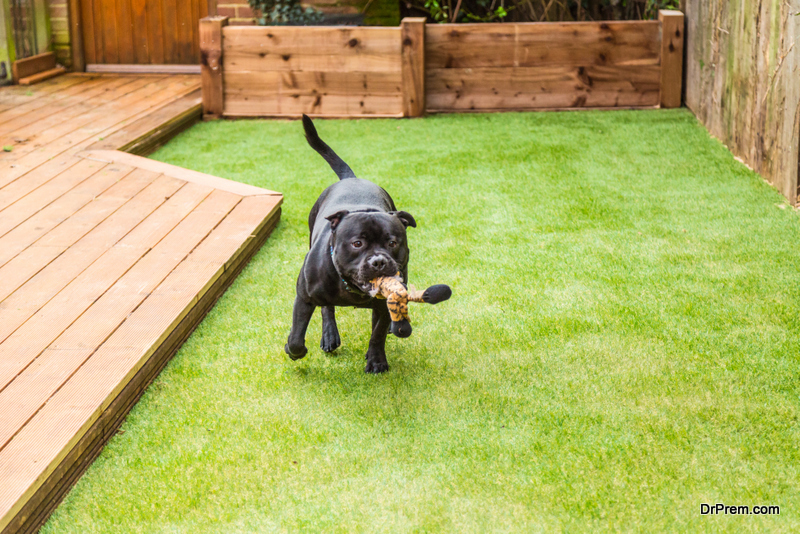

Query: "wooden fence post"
left=401, top=18, right=426, bottom=117
left=200, top=16, right=228, bottom=119
left=659, top=10, right=684, bottom=109
left=68, top=0, right=85, bottom=72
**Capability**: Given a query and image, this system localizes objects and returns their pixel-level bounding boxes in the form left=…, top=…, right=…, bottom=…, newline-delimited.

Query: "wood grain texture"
left=0, top=171, right=156, bottom=303
left=0, top=189, right=238, bottom=454
left=86, top=64, right=202, bottom=73
left=0, top=76, right=115, bottom=138
left=18, top=67, right=67, bottom=86
left=11, top=52, right=57, bottom=82
left=161, top=0, right=180, bottom=63
left=0, top=163, right=122, bottom=254
left=81, top=150, right=281, bottom=196
left=221, top=26, right=402, bottom=74
left=200, top=17, right=228, bottom=118
left=426, top=65, right=660, bottom=111
left=116, top=0, right=136, bottom=64
left=423, top=21, right=664, bottom=113
left=0, top=201, right=281, bottom=534
left=222, top=26, right=402, bottom=60
left=0, top=175, right=185, bottom=355
left=69, top=0, right=86, bottom=71
left=0, top=94, right=200, bottom=191
left=685, top=0, right=799, bottom=203
left=91, top=0, right=105, bottom=64
left=224, top=92, right=404, bottom=117
left=0, top=80, right=283, bottom=528
left=658, top=10, right=684, bottom=108
left=0, top=77, right=137, bottom=146
left=401, top=18, right=425, bottom=117
left=224, top=70, right=403, bottom=97
left=86, top=89, right=202, bottom=155
left=217, top=21, right=666, bottom=116
left=0, top=76, right=200, bottom=184
left=425, top=21, right=660, bottom=69
left=220, top=25, right=403, bottom=118
left=222, top=70, right=403, bottom=117
left=102, top=0, right=120, bottom=64
left=0, top=159, right=113, bottom=236
left=0, top=76, right=167, bottom=163
left=78, top=0, right=205, bottom=65
left=130, top=0, right=150, bottom=63
left=146, top=0, right=167, bottom=64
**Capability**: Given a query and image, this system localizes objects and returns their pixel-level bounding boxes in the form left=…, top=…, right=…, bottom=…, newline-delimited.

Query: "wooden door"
left=79, top=0, right=209, bottom=65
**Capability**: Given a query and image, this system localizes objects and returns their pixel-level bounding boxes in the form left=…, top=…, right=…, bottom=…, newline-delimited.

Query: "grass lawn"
left=42, top=110, right=800, bottom=533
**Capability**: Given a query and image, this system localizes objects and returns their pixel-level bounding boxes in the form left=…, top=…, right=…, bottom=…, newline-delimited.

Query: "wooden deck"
left=0, top=74, right=282, bottom=534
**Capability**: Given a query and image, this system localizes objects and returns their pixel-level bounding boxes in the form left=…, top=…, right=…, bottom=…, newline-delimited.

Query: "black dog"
left=285, top=115, right=416, bottom=373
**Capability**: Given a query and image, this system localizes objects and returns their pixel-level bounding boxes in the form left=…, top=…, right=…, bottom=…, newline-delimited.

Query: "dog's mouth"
left=353, top=261, right=398, bottom=291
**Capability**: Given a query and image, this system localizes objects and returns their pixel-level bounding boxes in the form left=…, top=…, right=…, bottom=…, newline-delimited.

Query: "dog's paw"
left=364, top=360, right=389, bottom=374
left=320, top=331, right=341, bottom=353
left=285, top=343, right=308, bottom=361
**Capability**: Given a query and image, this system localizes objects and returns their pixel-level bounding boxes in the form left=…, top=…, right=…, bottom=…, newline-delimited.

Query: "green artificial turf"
left=42, top=110, right=800, bottom=533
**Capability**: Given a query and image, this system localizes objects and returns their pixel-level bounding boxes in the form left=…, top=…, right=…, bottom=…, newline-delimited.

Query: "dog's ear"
left=389, top=211, right=416, bottom=229
left=326, top=210, right=349, bottom=231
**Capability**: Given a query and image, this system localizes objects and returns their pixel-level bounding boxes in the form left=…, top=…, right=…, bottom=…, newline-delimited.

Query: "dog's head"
left=328, top=209, right=416, bottom=293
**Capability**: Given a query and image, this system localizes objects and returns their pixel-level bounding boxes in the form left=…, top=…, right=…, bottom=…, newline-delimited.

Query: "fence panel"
left=425, top=21, right=661, bottom=112
left=202, top=13, right=683, bottom=118
left=221, top=25, right=404, bottom=117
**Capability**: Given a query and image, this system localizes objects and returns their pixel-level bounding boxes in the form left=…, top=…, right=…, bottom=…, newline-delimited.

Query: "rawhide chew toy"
left=369, top=274, right=452, bottom=338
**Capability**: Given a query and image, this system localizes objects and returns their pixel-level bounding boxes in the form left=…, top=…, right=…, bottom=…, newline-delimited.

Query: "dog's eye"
left=352, top=240, right=363, bottom=248
left=388, top=240, right=397, bottom=248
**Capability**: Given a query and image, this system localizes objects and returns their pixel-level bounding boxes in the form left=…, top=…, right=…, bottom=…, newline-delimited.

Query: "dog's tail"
left=302, top=114, right=356, bottom=180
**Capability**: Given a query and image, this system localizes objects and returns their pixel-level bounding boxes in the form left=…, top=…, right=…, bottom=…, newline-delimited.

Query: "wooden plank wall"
left=685, top=0, right=800, bottom=204
left=425, top=21, right=661, bottom=112
left=221, top=25, right=404, bottom=117
left=209, top=14, right=682, bottom=118
left=80, top=0, right=209, bottom=65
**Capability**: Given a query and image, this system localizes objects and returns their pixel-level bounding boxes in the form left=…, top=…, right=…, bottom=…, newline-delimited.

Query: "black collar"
left=330, top=245, right=367, bottom=296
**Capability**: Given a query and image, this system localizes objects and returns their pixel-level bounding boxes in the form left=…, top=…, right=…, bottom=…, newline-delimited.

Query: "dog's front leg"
left=285, top=296, right=315, bottom=360
left=364, top=301, right=391, bottom=373
left=320, top=306, right=341, bottom=353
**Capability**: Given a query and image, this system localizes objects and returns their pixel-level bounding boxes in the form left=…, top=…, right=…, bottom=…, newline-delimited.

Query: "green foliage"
left=363, top=0, right=400, bottom=26
left=411, top=0, right=682, bottom=23
left=42, top=111, right=800, bottom=533
left=248, top=0, right=323, bottom=25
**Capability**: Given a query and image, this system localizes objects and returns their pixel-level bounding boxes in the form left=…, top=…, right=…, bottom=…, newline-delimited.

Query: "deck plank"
left=0, top=180, right=215, bottom=400
left=0, top=76, right=199, bottom=187
left=0, top=77, right=139, bottom=144
left=0, top=175, right=185, bottom=349
left=0, top=76, right=170, bottom=162
left=86, top=89, right=202, bottom=155
left=0, top=164, right=137, bottom=268
left=0, top=76, right=127, bottom=138
left=0, top=73, right=283, bottom=534
left=0, top=75, right=97, bottom=114
left=0, top=159, right=117, bottom=235
left=0, top=196, right=280, bottom=530
left=0, top=190, right=241, bottom=452
left=0, top=169, right=157, bottom=301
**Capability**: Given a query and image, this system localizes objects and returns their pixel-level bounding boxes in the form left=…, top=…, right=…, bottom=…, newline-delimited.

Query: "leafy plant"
left=248, top=0, right=324, bottom=25
left=406, top=0, right=682, bottom=23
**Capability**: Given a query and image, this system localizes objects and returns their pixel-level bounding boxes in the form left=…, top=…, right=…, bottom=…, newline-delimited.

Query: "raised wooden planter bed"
left=200, top=11, right=684, bottom=119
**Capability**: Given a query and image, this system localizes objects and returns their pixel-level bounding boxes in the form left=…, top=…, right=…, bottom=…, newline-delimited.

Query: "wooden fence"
left=200, top=11, right=683, bottom=119
left=685, top=0, right=799, bottom=204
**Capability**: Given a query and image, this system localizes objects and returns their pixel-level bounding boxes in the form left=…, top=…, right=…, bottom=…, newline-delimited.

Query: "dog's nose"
left=369, top=255, right=388, bottom=271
